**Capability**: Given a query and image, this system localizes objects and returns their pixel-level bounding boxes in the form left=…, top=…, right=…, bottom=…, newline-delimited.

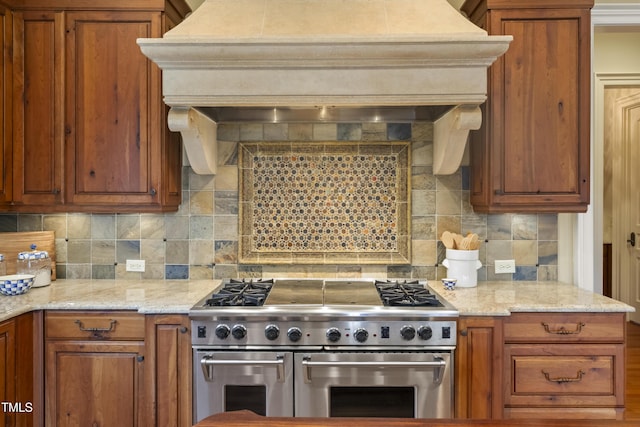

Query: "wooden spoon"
left=459, top=235, right=471, bottom=250
left=468, top=233, right=480, bottom=250
left=452, top=233, right=464, bottom=250
left=441, top=231, right=454, bottom=249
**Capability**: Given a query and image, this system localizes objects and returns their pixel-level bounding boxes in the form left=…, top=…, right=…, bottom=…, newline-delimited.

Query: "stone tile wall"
left=0, top=121, right=558, bottom=281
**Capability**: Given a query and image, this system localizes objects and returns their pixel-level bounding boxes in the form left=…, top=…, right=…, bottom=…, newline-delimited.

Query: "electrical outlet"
left=494, top=259, right=516, bottom=274
left=126, top=259, right=146, bottom=272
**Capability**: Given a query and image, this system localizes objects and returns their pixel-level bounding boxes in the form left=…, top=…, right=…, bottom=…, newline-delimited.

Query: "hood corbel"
left=433, top=105, right=482, bottom=175
left=168, top=107, right=218, bottom=175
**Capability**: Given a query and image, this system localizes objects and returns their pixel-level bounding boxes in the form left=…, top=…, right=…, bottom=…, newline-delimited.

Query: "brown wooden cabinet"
left=0, top=316, right=17, bottom=426
left=45, top=311, right=147, bottom=426
left=12, top=10, right=63, bottom=207
left=455, top=316, right=503, bottom=419
left=502, top=312, right=626, bottom=419
left=462, top=0, right=593, bottom=213
left=0, top=311, right=43, bottom=427
left=145, top=314, right=192, bottom=427
left=9, top=0, right=189, bottom=213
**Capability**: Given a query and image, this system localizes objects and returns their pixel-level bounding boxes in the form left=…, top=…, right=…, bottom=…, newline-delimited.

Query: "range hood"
left=138, top=0, right=511, bottom=175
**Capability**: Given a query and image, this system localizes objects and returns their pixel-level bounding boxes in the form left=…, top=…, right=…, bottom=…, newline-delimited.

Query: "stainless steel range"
left=190, top=279, right=458, bottom=422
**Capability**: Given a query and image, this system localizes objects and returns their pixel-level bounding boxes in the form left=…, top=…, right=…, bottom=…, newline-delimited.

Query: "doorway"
left=575, top=5, right=640, bottom=296
left=605, top=85, right=640, bottom=322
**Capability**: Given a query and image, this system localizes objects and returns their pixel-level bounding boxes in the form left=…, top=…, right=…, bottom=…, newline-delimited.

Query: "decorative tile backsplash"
left=238, top=141, right=410, bottom=264
left=0, top=120, right=558, bottom=282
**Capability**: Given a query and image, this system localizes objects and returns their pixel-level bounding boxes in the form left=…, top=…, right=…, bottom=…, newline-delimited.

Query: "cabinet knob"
left=460, top=329, right=468, bottom=337
left=180, top=326, right=188, bottom=334
left=150, top=188, right=157, bottom=196
left=137, top=355, right=144, bottom=362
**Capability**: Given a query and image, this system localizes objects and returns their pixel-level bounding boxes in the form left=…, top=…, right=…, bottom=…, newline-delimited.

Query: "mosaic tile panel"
left=239, top=142, right=411, bottom=264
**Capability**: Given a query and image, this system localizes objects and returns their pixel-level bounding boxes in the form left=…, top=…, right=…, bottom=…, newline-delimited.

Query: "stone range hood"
left=137, top=0, right=511, bottom=175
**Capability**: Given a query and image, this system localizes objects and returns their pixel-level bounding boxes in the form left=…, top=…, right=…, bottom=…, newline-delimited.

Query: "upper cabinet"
left=463, top=0, right=593, bottom=213
left=9, top=0, right=189, bottom=213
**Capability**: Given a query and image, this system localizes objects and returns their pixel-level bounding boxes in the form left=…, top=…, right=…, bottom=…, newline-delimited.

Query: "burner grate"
left=204, top=279, right=274, bottom=307
left=375, top=280, right=443, bottom=307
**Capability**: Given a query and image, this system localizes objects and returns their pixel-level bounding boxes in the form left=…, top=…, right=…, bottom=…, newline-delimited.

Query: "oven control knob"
left=287, top=327, right=302, bottom=342
left=231, top=324, right=247, bottom=340
left=354, top=328, right=369, bottom=343
left=326, top=327, right=341, bottom=342
left=215, top=324, right=231, bottom=340
left=264, top=324, right=280, bottom=340
left=400, top=325, right=416, bottom=340
left=417, top=326, right=433, bottom=341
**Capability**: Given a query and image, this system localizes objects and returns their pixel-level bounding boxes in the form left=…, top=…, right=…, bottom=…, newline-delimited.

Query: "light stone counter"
left=428, top=280, right=635, bottom=316
left=0, top=279, right=221, bottom=323
left=0, top=279, right=634, bottom=323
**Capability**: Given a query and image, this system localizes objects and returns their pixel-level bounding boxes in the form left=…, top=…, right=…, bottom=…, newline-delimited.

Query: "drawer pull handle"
left=75, top=319, right=118, bottom=337
left=542, top=370, right=586, bottom=383
left=541, top=322, right=585, bottom=335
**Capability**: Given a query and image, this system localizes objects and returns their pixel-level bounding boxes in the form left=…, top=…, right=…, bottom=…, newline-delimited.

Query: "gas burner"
left=204, top=278, right=274, bottom=307
left=374, top=280, right=443, bottom=307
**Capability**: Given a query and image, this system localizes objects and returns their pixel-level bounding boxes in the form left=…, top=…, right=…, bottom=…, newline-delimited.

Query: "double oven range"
left=190, top=279, right=458, bottom=422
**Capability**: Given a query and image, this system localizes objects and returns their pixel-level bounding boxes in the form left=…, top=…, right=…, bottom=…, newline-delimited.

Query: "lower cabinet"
left=145, top=314, right=192, bottom=427
left=455, top=316, right=503, bottom=419
left=0, top=311, right=43, bottom=427
left=0, top=316, right=17, bottom=426
left=43, top=311, right=192, bottom=427
left=503, top=312, right=626, bottom=419
left=44, top=311, right=147, bottom=427
left=457, top=312, right=626, bottom=420
left=33, top=310, right=630, bottom=423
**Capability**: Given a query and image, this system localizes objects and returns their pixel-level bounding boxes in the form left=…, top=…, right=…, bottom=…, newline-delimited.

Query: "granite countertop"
left=0, top=279, right=220, bottom=323
left=0, top=279, right=633, bottom=323
left=428, top=280, right=635, bottom=316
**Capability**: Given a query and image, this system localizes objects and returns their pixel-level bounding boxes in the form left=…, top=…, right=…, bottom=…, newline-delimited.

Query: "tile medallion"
left=239, top=142, right=411, bottom=264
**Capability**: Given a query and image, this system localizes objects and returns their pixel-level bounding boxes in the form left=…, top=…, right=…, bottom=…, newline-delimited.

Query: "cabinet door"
left=12, top=11, right=64, bottom=207
left=495, top=8, right=589, bottom=206
left=467, top=2, right=592, bottom=213
left=45, top=340, right=145, bottom=427
left=64, top=11, right=164, bottom=208
left=0, top=318, right=16, bottom=426
left=145, top=315, right=192, bottom=427
left=455, top=317, right=503, bottom=419
left=15, top=311, right=43, bottom=427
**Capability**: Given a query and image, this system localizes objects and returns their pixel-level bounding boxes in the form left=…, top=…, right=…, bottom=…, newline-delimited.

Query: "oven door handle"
left=301, top=356, right=447, bottom=385
left=200, top=354, right=286, bottom=382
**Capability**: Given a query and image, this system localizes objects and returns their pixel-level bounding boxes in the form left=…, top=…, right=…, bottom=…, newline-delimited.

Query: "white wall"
left=594, top=31, right=640, bottom=73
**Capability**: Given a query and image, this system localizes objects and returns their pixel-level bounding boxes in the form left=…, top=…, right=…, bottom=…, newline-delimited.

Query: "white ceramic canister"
left=17, top=245, right=51, bottom=288
left=442, top=249, right=482, bottom=287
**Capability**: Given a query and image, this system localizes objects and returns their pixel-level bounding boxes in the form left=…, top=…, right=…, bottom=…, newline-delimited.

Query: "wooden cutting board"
left=0, top=231, right=56, bottom=280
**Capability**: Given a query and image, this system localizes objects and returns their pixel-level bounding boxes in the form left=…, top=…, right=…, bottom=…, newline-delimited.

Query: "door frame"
left=578, top=4, right=640, bottom=294
left=608, top=85, right=640, bottom=307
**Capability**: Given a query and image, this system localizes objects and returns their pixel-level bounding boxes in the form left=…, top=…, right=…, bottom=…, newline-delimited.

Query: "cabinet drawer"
left=504, top=344, right=624, bottom=407
left=504, top=313, right=625, bottom=343
left=46, top=311, right=145, bottom=340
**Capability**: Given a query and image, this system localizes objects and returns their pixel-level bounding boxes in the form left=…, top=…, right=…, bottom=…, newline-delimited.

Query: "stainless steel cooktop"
left=190, top=279, right=458, bottom=316
left=190, top=279, right=458, bottom=349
